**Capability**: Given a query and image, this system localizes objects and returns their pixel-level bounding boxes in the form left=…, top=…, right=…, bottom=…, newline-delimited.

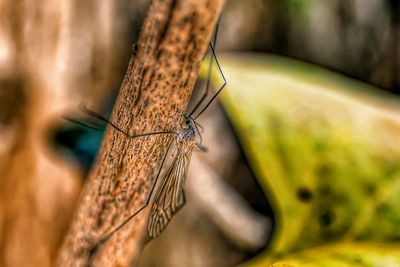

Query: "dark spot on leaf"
left=352, top=256, right=363, bottom=264
left=296, top=187, right=313, bottom=202
left=319, top=210, right=335, bottom=227
left=364, top=182, right=376, bottom=194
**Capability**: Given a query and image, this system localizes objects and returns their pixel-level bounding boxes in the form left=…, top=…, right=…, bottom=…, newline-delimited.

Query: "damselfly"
left=75, top=23, right=226, bottom=259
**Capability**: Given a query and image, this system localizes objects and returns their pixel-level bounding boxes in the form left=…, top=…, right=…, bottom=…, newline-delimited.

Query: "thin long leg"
left=80, top=105, right=174, bottom=138
left=188, top=21, right=220, bottom=117
left=63, top=116, right=104, bottom=131
left=188, top=46, right=213, bottom=116
left=193, top=41, right=227, bottom=120
left=87, top=140, right=174, bottom=263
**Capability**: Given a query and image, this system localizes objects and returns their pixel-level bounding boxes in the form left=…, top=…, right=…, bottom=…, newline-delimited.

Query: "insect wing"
left=147, top=146, right=193, bottom=238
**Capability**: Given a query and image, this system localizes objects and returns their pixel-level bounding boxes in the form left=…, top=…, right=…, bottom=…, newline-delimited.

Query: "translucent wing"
left=147, top=145, right=194, bottom=239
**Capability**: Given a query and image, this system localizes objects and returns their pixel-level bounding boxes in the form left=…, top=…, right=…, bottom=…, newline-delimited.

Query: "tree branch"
left=56, top=0, right=224, bottom=266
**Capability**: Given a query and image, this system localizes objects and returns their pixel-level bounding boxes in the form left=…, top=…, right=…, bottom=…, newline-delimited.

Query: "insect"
left=76, top=23, right=226, bottom=261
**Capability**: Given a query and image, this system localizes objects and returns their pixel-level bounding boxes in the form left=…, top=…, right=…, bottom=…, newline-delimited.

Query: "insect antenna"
left=194, top=120, right=204, bottom=132
left=193, top=120, right=203, bottom=146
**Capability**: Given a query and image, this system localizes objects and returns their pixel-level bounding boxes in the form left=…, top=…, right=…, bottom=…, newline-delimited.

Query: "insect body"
left=177, top=115, right=198, bottom=143
left=147, top=115, right=199, bottom=238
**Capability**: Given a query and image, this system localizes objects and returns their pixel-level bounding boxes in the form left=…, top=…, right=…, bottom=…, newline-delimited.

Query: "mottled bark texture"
left=57, top=0, right=224, bottom=266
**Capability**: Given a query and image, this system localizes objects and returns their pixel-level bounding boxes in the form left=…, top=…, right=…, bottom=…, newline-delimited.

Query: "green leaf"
left=269, top=243, right=400, bottom=267
left=202, top=53, right=400, bottom=266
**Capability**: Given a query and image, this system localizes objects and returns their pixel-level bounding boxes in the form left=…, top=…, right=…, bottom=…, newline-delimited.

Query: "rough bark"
left=57, top=0, right=224, bottom=266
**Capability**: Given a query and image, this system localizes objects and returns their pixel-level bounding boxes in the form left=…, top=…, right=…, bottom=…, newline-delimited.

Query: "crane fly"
left=70, top=22, right=226, bottom=262
left=147, top=114, right=197, bottom=238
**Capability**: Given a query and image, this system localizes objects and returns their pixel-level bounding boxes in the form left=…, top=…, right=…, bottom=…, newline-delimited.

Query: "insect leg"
left=79, top=104, right=174, bottom=138
left=63, top=116, right=105, bottom=131
left=193, top=40, right=227, bottom=120
left=188, top=21, right=220, bottom=117
left=87, top=139, right=173, bottom=262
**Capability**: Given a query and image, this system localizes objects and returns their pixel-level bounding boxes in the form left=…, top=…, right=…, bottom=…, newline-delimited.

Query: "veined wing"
left=147, top=145, right=194, bottom=239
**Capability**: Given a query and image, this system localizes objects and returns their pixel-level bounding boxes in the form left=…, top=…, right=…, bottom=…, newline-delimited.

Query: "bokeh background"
left=0, top=0, right=399, bottom=266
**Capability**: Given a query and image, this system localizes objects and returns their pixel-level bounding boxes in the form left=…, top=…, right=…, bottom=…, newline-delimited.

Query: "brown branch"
left=56, top=0, right=224, bottom=266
